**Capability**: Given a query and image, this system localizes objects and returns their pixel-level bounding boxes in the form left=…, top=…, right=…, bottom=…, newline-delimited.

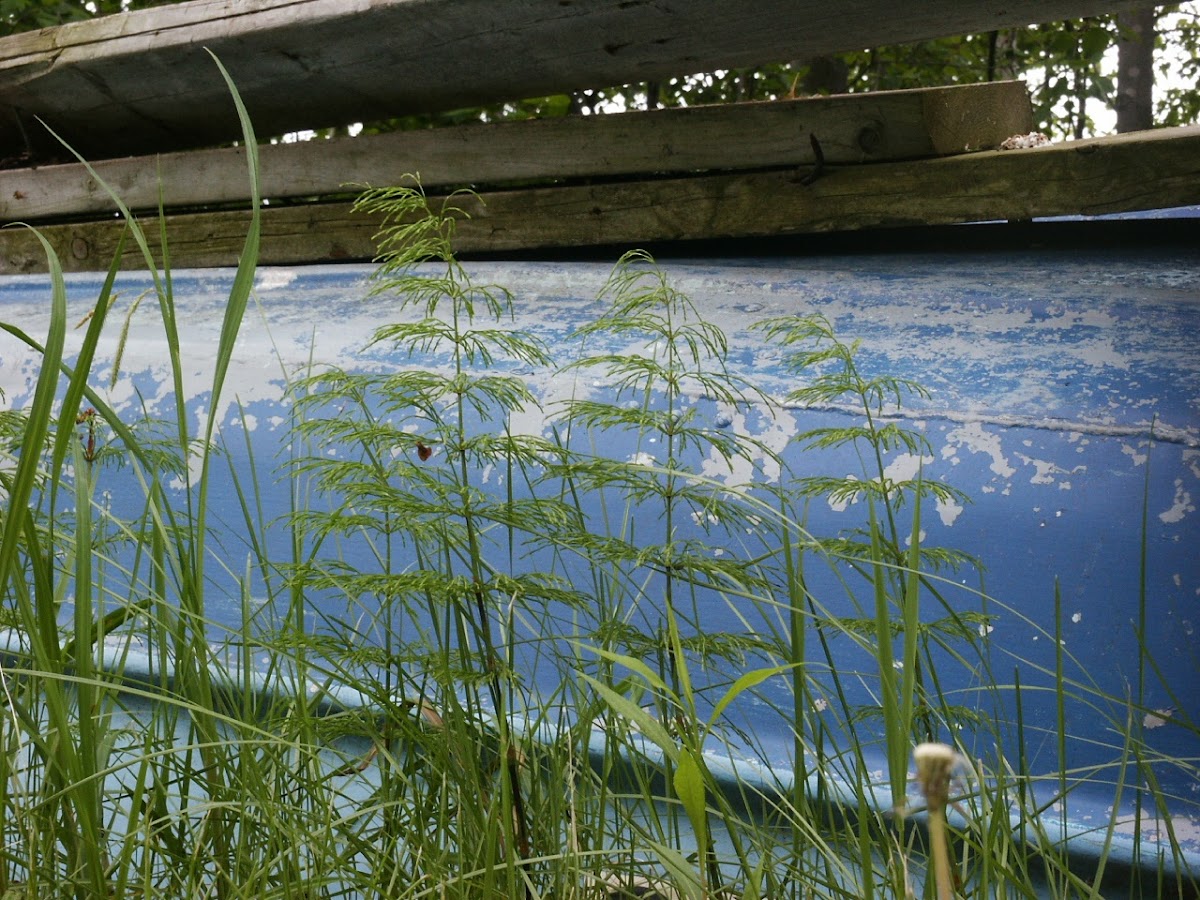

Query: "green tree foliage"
left=637, top=9, right=1195, bottom=140
left=1158, top=4, right=1200, bottom=126
left=0, top=0, right=177, bottom=36
left=455, top=7, right=1198, bottom=139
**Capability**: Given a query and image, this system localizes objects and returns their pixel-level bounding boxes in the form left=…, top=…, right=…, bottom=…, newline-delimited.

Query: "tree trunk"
left=987, top=29, right=1020, bottom=82
left=801, top=56, right=850, bottom=95
left=1116, top=8, right=1156, bottom=133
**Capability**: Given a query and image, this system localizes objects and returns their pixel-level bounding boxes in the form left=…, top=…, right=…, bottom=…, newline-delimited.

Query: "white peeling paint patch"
left=936, top=496, right=964, bottom=527
left=103, top=632, right=147, bottom=651
left=161, top=441, right=214, bottom=492
left=1110, top=810, right=1200, bottom=850
left=505, top=401, right=550, bottom=440
left=883, top=452, right=933, bottom=483
left=1143, top=707, right=1175, bottom=729
left=1016, top=454, right=1060, bottom=485
left=254, top=269, right=298, bottom=291
left=510, top=369, right=592, bottom=439
left=1071, top=611, right=1082, bottom=623
left=1121, top=442, right=1148, bottom=467
left=1014, top=453, right=1086, bottom=488
left=1159, top=479, right=1195, bottom=524
left=756, top=406, right=796, bottom=483
left=827, top=475, right=860, bottom=512
left=700, top=401, right=791, bottom=486
left=943, top=422, right=1015, bottom=479
left=1185, top=449, right=1200, bottom=480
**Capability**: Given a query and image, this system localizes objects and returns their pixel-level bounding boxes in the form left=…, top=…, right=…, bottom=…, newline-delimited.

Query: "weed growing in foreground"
left=0, top=117, right=1196, bottom=898
left=288, top=183, right=587, bottom=894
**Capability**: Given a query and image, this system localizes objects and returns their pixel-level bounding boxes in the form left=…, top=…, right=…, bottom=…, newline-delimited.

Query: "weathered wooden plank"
left=3, top=126, right=1194, bottom=274
left=0, top=83, right=1032, bottom=223
left=0, top=0, right=1152, bottom=162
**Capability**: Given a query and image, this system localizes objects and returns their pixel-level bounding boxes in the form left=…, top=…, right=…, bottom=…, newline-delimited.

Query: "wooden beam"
left=0, top=83, right=1032, bottom=222
left=3, top=126, right=1194, bottom=274
left=0, top=0, right=1154, bottom=162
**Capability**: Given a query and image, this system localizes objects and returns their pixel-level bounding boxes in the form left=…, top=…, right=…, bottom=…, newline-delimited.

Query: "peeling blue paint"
left=2, top=246, right=1197, bottom=866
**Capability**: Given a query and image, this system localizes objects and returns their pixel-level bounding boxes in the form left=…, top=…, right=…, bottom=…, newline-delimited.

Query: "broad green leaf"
left=579, top=644, right=671, bottom=695
left=578, top=674, right=678, bottom=763
left=674, top=748, right=709, bottom=855
left=706, top=664, right=796, bottom=734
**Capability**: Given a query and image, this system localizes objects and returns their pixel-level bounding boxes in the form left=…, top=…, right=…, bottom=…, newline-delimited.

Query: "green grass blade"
left=0, top=227, right=65, bottom=592
left=899, top=471, right=923, bottom=748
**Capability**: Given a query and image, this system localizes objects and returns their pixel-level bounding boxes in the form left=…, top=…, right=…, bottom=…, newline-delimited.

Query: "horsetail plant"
left=287, top=180, right=589, bottom=897
left=758, top=313, right=977, bottom=810
left=547, top=250, right=790, bottom=894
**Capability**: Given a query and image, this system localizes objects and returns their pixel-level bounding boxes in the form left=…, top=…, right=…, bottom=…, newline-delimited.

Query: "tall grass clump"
left=757, top=313, right=979, bottom=798
left=0, top=56, right=394, bottom=899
